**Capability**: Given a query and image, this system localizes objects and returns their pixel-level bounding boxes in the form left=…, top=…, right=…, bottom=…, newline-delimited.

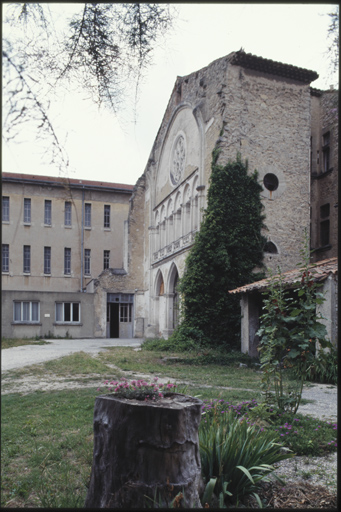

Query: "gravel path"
left=1, top=338, right=143, bottom=372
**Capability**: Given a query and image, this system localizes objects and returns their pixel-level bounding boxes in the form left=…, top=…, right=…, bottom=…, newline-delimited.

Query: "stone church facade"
left=90, top=50, right=335, bottom=340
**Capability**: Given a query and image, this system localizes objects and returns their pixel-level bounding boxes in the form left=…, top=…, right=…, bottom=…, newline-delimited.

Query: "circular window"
left=170, top=135, right=186, bottom=186
left=263, top=173, right=279, bottom=192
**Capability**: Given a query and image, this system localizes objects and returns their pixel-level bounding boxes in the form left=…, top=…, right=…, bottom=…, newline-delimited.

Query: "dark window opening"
left=320, top=220, right=330, bottom=247
left=2, top=196, right=10, bottom=222
left=263, top=173, right=279, bottom=192
left=103, top=250, right=110, bottom=269
left=264, top=241, right=278, bottom=254
left=104, top=205, right=110, bottom=228
left=322, top=132, right=330, bottom=173
left=320, top=203, right=330, bottom=219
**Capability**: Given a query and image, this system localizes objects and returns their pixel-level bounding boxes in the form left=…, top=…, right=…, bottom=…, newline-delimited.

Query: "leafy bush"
left=199, top=405, right=293, bottom=505
left=258, top=234, right=331, bottom=414
left=202, top=399, right=338, bottom=458
left=305, top=347, right=338, bottom=385
left=142, top=328, right=202, bottom=352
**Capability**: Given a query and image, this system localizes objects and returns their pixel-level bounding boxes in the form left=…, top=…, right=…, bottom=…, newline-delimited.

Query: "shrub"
left=257, top=233, right=331, bottom=414
left=199, top=406, right=293, bottom=505
left=305, top=347, right=338, bottom=385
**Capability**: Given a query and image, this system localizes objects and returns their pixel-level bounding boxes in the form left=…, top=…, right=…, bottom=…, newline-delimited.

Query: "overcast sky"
left=2, top=3, right=338, bottom=186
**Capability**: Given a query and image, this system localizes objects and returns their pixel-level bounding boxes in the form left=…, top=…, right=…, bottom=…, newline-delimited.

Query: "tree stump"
left=85, top=393, right=204, bottom=508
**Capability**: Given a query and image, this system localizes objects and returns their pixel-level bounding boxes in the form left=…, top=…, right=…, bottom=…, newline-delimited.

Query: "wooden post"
left=85, top=393, right=203, bottom=508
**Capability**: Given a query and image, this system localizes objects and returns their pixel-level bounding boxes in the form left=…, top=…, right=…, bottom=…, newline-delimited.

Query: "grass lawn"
left=1, top=341, right=337, bottom=508
left=1, top=337, right=51, bottom=349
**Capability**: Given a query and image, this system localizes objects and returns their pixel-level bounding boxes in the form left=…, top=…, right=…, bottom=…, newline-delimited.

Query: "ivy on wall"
left=171, top=151, right=267, bottom=349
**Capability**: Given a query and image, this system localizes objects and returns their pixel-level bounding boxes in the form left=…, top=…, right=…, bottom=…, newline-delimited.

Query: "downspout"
left=81, top=188, right=84, bottom=292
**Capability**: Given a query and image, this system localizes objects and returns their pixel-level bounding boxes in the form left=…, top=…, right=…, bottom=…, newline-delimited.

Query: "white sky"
left=2, top=3, right=339, bottom=186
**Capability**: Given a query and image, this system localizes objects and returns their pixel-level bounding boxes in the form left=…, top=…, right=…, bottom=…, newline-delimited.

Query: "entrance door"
left=107, top=303, right=119, bottom=338
left=107, top=293, right=134, bottom=338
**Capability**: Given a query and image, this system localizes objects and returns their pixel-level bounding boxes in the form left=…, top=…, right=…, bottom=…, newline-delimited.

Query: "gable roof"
left=229, top=257, right=338, bottom=295
left=230, top=50, right=319, bottom=84
left=2, top=172, right=134, bottom=193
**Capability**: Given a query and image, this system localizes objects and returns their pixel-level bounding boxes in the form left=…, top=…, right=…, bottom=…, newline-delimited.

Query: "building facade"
left=2, top=50, right=338, bottom=343
left=89, top=50, right=337, bottom=340
left=2, top=173, right=133, bottom=338
left=310, top=88, right=338, bottom=262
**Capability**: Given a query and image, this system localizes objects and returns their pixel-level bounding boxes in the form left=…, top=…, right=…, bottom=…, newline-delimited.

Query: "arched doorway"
left=173, top=272, right=179, bottom=329
left=167, top=264, right=180, bottom=333
left=154, top=269, right=165, bottom=335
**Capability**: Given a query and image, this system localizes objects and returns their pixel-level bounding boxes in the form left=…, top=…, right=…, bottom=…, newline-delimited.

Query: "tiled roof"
left=229, top=257, right=338, bottom=295
left=2, top=172, right=134, bottom=191
left=231, top=50, right=319, bottom=84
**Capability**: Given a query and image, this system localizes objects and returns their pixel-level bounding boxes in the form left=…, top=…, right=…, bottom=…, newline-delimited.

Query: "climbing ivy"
left=170, top=151, right=267, bottom=349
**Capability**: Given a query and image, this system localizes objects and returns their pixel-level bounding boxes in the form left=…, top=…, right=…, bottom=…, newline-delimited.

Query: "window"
left=65, top=201, right=72, bottom=226
left=263, top=173, right=279, bottom=191
left=13, top=301, right=39, bottom=322
left=2, top=244, right=9, bottom=272
left=2, top=196, right=9, bottom=222
left=84, top=249, right=91, bottom=275
left=64, top=248, right=71, bottom=274
left=23, top=245, right=31, bottom=273
left=44, top=200, right=52, bottom=225
left=120, top=304, right=132, bottom=323
left=320, top=203, right=330, bottom=219
left=264, top=241, right=278, bottom=254
left=55, top=302, right=80, bottom=322
left=322, top=132, right=330, bottom=173
left=320, top=220, right=330, bottom=246
left=84, top=203, right=91, bottom=227
left=44, top=246, right=51, bottom=274
left=103, top=250, right=110, bottom=269
left=24, top=198, right=31, bottom=223
left=104, top=205, right=110, bottom=228
left=320, top=203, right=330, bottom=247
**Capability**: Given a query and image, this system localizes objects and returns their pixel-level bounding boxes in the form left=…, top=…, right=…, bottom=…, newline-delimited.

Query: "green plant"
left=97, top=376, right=178, bottom=401
left=199, top=406, right=293, bottom=506
left=170, top=152, right=266, bottom=349
left=257, top=233, right=332, bottom=413
left=305, top=346, right=338, bottom=385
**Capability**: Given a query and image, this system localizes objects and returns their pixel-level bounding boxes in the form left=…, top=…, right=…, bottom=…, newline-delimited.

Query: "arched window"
left=167, top=199, right=173, bottom=245
left=192, top=176, right=199, bottom=230
left=160, top=206, right=166, bottom=249
left=174, top=192, right=182, bottom=240
left=184, top=184, right=191, bottom=235
left=264, top=241, right=278, bottom=254
left=154, top=211, right=160, bottom=252
left=155, top=270, right=165, bottom=296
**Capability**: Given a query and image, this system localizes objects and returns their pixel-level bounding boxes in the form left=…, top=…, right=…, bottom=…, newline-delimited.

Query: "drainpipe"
left=81, top=188, right=84, bottom=292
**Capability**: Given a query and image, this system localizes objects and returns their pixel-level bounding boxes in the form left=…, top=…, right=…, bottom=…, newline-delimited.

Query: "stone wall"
left=310, top=89, right=338, bottom=262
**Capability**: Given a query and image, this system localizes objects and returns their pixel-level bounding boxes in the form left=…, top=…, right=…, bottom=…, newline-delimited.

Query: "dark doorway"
left=108, top=303, right=119, bottom=338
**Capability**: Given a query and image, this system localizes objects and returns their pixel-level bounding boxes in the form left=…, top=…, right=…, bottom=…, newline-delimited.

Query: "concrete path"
left=1, top=338, right=143, bottom=372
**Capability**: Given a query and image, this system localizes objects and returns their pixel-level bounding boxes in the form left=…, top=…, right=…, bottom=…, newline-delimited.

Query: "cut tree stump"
left=85, top=393, right=204, bottom=508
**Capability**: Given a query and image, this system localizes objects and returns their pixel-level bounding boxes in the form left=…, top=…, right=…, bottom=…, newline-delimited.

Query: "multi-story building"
left=2, top=50, right=338, bottom=344
left=2, top=173, right=133, bottom=338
